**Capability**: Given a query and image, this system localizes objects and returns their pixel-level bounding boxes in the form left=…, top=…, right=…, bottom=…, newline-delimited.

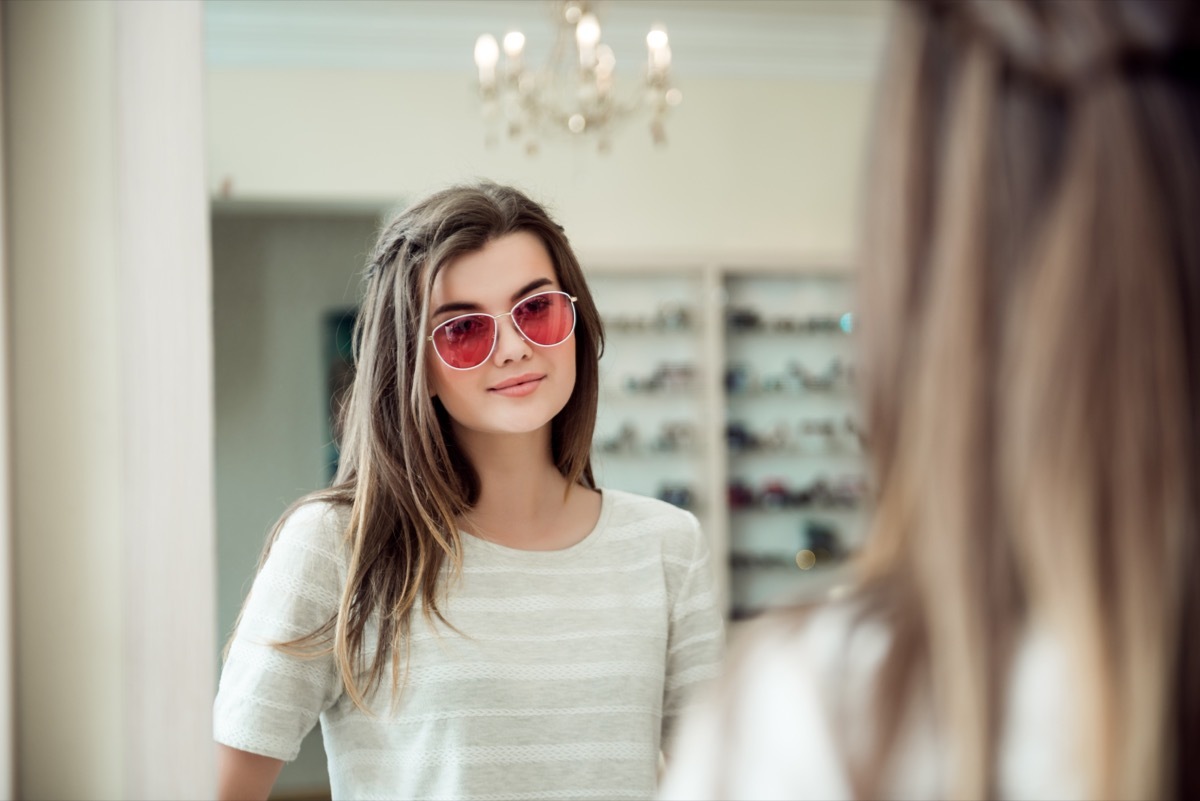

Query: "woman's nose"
left=491, top=314, right=532, bottom=365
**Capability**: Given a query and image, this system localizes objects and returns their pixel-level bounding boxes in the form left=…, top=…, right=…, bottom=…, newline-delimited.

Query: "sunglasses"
left=428, top=290, right=578, bottom=370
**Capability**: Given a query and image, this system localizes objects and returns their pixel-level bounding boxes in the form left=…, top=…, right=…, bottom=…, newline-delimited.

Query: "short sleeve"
left=661, top=512, right=725, bottom=751
left=213, top=502, right=348, bottom=761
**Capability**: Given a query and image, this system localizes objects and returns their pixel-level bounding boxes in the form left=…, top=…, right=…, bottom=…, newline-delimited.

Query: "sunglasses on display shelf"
left=428, top=291, right=578, bottom=370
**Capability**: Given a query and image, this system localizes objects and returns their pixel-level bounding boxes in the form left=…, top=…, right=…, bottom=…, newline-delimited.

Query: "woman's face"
left=426, top=231, right=577, bottom=439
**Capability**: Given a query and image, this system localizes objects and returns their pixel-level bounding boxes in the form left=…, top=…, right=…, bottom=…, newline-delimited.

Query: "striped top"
left=213, top=489, right=725, bottom=801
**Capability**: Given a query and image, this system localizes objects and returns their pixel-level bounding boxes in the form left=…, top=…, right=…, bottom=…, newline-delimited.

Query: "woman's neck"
left=452, top=423, right=597, bottom=550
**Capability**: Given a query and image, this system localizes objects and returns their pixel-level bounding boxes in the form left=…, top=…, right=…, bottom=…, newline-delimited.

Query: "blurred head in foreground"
left=855, top=0, right=1199, bottom=797
left=662, top=2, right=1200, bottom=800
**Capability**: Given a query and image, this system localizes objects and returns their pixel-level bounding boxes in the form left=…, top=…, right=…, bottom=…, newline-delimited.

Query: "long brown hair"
left=852, top=1, right=1200, bottom=798
left=228, top=181, right=605, bottom=710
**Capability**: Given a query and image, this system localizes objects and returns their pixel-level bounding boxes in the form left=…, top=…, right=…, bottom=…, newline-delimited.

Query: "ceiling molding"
left=204, top=0, right=888, bottom=81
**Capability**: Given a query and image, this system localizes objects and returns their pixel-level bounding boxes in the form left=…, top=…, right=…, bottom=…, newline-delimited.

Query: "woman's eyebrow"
left=431, top=300, right=480, bottom=318
left=510, top=277, right=553, bottom=302
left=431, top=277, right=555, bottom=319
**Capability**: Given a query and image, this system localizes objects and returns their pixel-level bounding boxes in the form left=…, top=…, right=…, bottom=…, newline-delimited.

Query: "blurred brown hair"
left=854, top=0, right=1200, bottom=797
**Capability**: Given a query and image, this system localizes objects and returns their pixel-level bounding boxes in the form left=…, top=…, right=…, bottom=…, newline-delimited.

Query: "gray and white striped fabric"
left=214, top=489, right=724, bottom=801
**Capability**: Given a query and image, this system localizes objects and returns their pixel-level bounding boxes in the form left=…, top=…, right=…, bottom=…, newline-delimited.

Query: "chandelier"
left=473, top=1, right=681, bottom=154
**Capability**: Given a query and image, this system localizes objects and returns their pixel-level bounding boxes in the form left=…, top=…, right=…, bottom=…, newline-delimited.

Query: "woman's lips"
left=489, top=374, right=544, bottom=397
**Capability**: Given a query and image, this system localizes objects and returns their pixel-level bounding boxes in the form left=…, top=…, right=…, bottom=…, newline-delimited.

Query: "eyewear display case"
left=587, top=262, right=867, bottom=621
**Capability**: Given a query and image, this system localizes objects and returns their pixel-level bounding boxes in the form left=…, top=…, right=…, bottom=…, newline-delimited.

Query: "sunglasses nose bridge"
left=490, top=309, right=533, bottom=364
left=495, top=309, right=531, bottom=342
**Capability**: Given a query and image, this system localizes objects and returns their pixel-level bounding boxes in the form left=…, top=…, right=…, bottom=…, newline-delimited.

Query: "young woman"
left=214, top=182, right=723, bottom=800
left=661, top=0, right=1200, bottom=799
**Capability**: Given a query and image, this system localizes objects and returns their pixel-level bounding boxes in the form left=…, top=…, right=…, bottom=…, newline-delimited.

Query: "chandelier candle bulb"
left=576, top=13, right=600, bottom=68
left=575, top=14, right=601, bottom=48
left=474, top=33, right=499, bottom=86
left=503, top=31, right=526, bottom=68
left=647, top=28, right=670, bottom=75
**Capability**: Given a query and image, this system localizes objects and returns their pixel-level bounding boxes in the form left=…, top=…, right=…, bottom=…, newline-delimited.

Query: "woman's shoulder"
left=735, top=597, right=882, bottom=672
left=598, top=488, right=703, bottom=549
left=725, top=595, right=892, bottom=722
left=236, top=498, right=353, bottom=636
left=719, top=604, right=1079, bottom=799
left=271, top=497, right=353, bottom=564
left=663, top=597, right=883, bottom=800
left=600, top=488, right=699, bottom=528
left=281, top=497, right=350, bottom=534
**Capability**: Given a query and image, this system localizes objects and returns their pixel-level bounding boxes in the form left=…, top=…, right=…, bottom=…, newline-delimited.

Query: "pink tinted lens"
left=513, top=293, right=575, bottom=346
left=433, top=314, right=496, bottom=368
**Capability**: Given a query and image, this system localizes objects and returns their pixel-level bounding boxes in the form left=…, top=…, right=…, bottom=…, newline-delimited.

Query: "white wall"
left=213, top=211, right=381, bottom=794
left=205, top=70, right=875, bottom=262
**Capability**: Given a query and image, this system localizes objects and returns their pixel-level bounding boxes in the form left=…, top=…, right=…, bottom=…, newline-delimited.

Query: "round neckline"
left=459, top=488, right=610, bottom=561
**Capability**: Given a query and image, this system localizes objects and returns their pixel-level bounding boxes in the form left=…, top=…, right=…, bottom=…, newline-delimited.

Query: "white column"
left=5, top=1, right=215, bottom=798
left=115, top=2, right=216, bottom=798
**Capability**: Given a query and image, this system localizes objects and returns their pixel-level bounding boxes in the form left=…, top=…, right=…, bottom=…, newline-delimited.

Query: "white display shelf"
left=585, top=262, right=866, bottom=621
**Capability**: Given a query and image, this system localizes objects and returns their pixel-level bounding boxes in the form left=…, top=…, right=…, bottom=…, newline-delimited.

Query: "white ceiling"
left=204, top=0, right=890, bottom=81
